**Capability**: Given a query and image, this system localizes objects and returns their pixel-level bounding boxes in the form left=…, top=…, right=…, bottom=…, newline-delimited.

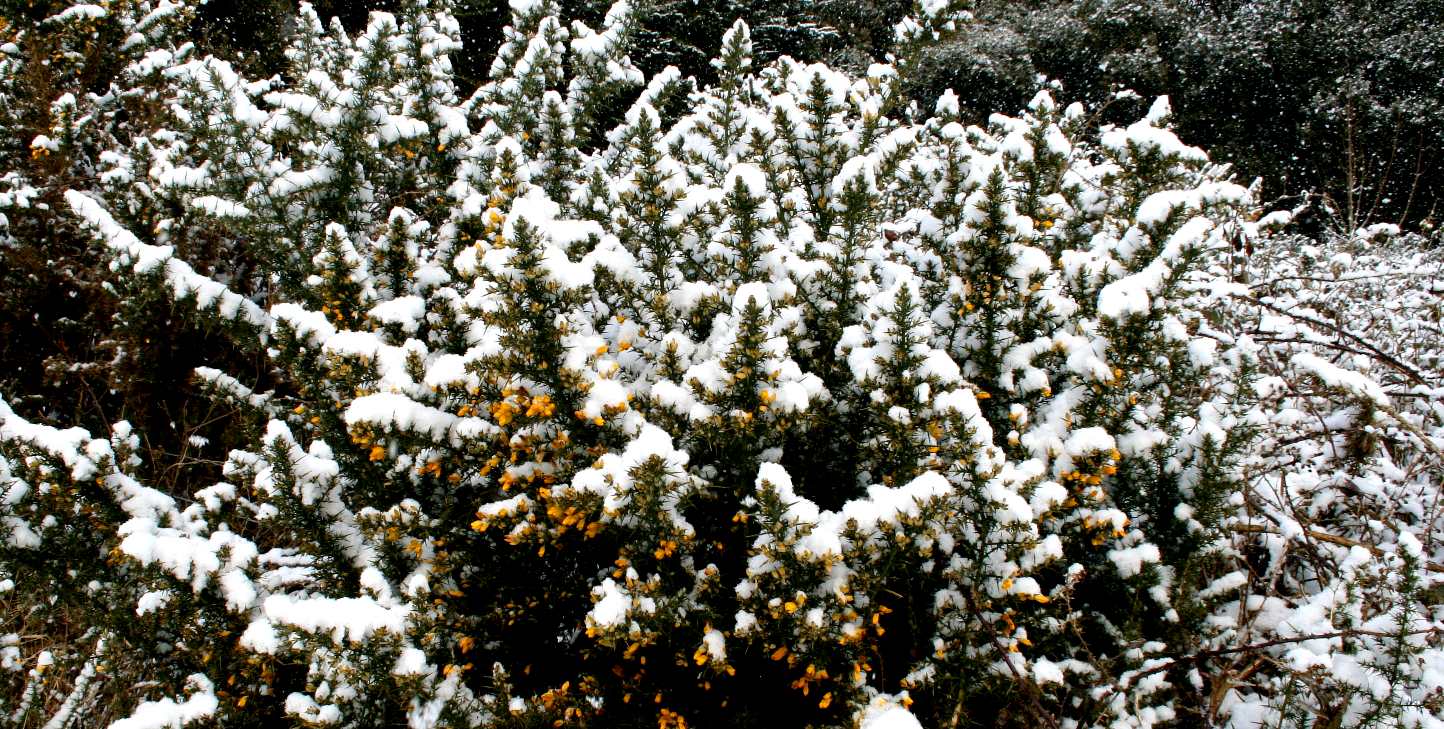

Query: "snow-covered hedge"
left=1, top=1, right=1440, bottom=727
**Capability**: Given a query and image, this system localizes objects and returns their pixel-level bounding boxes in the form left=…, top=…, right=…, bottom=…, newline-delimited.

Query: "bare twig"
left=1231, top=523, right=1444, bottom=574
left=1114, top=625, right=1443, bottom=690
left=1237, top=294, right=1432, bottom=387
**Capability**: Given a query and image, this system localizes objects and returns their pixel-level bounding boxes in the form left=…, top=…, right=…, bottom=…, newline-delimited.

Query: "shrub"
left=1, top=2, right=1440, bottom=728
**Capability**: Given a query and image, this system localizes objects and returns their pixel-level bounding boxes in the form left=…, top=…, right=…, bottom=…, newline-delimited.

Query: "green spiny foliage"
left=2, top=2, right=1441, bottom=729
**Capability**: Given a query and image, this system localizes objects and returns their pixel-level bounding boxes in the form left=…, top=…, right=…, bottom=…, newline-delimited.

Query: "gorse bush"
left=1, top=1, right=1441, bottom=728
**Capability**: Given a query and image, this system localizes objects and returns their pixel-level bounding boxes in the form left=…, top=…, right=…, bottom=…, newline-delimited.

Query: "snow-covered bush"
left=1, top=1, right=1440, bottom=728
left=1213, top=227, right=1444, bottom=727
left=0, top=0, right=205, bottom=439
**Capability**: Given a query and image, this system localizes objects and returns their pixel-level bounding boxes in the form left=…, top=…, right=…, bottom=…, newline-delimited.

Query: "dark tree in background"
left=899, top=0, right=1444, bottom=231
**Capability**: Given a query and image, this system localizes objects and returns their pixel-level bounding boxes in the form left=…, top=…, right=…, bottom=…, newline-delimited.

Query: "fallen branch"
left=1231, top=523, right=1444, bottom=574
left=1116, top=625, right=1444, bottom=688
